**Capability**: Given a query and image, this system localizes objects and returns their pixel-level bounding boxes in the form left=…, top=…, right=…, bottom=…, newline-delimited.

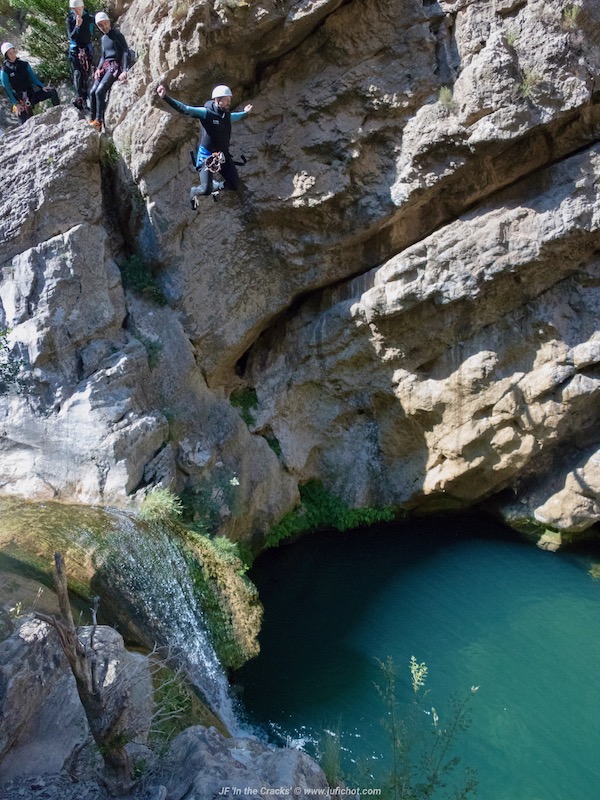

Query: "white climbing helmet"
left=95, top=11, right=110, bottom=24
left=212, top=84, right=232, bottom=99
left=1, top=42, right=15, bottom=57
left=70, top=0, right=84, bottom=8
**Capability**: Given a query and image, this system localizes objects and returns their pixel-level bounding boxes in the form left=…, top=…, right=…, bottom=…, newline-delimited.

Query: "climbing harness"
left=187, top=150, right=247, bottom=209
left=205, top=151, right=226, bottom=173
left=14, top=91, right=32, bottom=120
left=77, top=46, right=91, bottom=75
left=188, top=150, right=225, bottom=208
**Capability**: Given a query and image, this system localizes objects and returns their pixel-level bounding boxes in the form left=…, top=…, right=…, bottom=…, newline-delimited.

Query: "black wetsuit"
left=66, top=11, right=95, bottom=107
left=89, top=28, right=129, bottom=125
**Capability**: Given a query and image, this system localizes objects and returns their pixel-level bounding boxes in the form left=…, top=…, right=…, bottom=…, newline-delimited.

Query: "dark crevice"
left=99, top=139, right=167, bottom=305
left=431, top=11, right=460, bottom=84
left=252, top=0, right=353, bottom=90
left=98, top=140, right=130, bottom=263
left=496, top=0, right=528, bottom=19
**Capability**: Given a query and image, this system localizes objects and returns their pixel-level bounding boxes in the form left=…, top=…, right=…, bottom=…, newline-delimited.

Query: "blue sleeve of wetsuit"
left=27, top=64, right=44, bottom=88
left=231, top=111, right=248, bottom=121
left=162, top=95, right=207, bottom=119
left=1, top=70, right=16, bottom=105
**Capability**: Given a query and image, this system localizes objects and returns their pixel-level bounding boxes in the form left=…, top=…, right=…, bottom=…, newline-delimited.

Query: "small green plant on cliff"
left=140, top=488, right=183, bottom=523
left=318, top=726, right=344, bottom=789
left=119, top=254, right=168, bottom=306
left=180, top=472, right=242, bottom=537
left=7, top=0, right=104, bottom=83
left=138, top=334, right=163, bottom=370
left=264, top=433, right=282, bottom=458
left=210, top=534, right=249, bottom=575
left=520, top=70, right=541, bottom=99
left=230, top=387, right=258, bottom=427
left=439, top=86, right=457, bottom=113
left=266, top=480, right=395, bottom=549
left=101, top=138, right=119, bottom=168
left=149, top=658, right=226, bottom=746
left=0, top=327, right=23, bottom=392
left=562, top=5, right=581, bottom=31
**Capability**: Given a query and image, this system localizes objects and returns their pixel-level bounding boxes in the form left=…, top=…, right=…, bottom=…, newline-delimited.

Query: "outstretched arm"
left=156, top=84, right=207, bottom=119
left=231, top=103, right=253, bottom=121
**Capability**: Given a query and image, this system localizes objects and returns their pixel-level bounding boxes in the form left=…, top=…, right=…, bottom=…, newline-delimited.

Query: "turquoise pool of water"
left=237, top=515, right=600, bottom=799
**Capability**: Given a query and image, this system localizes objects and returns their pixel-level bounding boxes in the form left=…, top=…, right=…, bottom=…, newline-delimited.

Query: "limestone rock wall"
left=246, top=145, right=600, bottom=531
left=0, top=108, right=296, bottom=540
left=1, top=0, right=600, bottom=539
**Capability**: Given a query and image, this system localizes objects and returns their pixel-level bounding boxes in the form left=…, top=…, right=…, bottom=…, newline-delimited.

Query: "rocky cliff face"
left=1, top=0, right=600, bottom=542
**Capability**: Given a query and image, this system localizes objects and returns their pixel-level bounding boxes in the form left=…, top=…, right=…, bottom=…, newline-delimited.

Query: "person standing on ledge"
left=156, top=83, right=252, bottom=205
left=1, top=42, right=60, bottom=125
left=66, top=0, right=95, bottom=111
left=88, top=11, right=129, bottom=131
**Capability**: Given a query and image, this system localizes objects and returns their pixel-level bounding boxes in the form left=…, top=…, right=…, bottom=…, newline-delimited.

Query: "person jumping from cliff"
left=156, top=83, right=252, bottom=208
left=88, top=12, right=129, bottom=132
left=1, top=42, right=60, bottom=125
left=67, top=0, right=95, bottom=112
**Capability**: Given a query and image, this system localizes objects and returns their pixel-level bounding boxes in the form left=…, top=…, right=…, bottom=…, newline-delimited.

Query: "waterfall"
left=0, top=499, right=240, bottom=734
left=99, top=510, right=240, bottom=733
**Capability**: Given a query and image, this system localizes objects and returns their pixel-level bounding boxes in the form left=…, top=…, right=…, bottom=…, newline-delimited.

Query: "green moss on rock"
left=182, top=530, right=262, bottom=670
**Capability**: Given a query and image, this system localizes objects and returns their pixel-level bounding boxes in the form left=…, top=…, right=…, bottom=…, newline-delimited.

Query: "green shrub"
left=373, top=656, right=479, bottom=799
left=119, top=254, right=168, bottom=306
left=230, top=387, right=258, bottom=427
left=0, top=327, right=23, bottom=392
left=438, top=85, right=457, bottom=113
left=150, top=660, right=227, bottom=745
left=140, top=488, right=183, bottom=523
left=520, top=71, right=541, bottom=99
left=264, top=434, right=282, bottom=458
left=101, top=138, right=120, bottom=167
left=210, top=535, right=249, bottom=574
left=318, top=726, right=344, bottom=788
left=180, top=479, right=236, bottom=536
left=265, top=480, right=395, bottom=549
left=562, top=4, right=581, bottom=30
left=138, top=335, right=163, bottom=370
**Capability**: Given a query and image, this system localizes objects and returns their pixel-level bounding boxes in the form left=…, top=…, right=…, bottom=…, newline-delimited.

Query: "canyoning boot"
left=88, top=119, right=102, bottom=131
left=189, top=185, right=205, bottom=210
